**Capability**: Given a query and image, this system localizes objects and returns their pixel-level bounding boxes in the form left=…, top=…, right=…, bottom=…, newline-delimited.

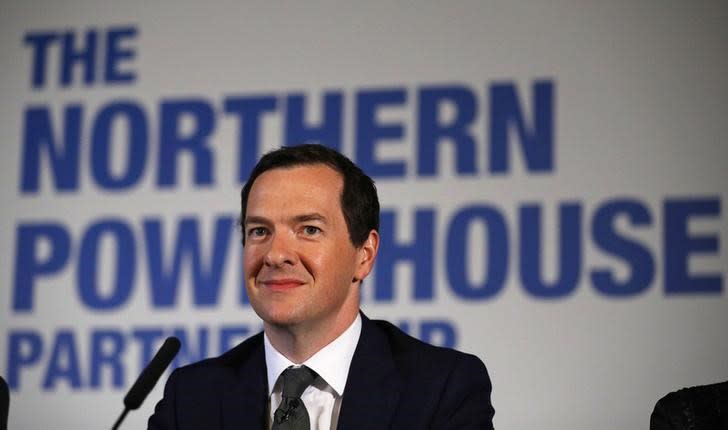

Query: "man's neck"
left=264, top=308, right=359, bottom=364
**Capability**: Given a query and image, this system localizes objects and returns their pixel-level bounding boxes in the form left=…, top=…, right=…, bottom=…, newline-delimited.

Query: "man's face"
left=243, top=164, right=377, bottom=331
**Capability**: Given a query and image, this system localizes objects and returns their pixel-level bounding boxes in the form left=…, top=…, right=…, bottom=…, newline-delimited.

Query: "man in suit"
left=148, top=144, right=495, bottom=429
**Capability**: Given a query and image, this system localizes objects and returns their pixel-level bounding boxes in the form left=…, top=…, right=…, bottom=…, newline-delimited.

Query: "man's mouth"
left=259, top=278, right=305, bottom=291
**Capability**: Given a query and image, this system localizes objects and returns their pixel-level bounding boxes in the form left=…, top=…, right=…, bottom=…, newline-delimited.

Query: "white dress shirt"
left=264, top=314, right=362, bottom=430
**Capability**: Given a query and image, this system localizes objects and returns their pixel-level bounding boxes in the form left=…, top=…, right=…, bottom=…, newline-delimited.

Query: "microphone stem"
left=111, top=408, right=129, bottom=430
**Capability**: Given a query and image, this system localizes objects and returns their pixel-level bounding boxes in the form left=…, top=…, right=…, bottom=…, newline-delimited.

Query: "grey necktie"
left=272, top=366, right=316, bottom=430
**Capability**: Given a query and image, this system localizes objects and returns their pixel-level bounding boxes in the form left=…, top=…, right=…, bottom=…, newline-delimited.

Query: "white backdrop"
left=1, top=1, right=727, bottom=429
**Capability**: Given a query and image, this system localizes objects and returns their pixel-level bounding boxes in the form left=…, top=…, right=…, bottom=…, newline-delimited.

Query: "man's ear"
left=353, top=230, right=379, bottom=282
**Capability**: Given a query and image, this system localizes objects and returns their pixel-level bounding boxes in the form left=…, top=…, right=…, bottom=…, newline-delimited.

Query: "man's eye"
left=303, top=226, right=321, bottom=235
left=247, top=227, right=267, bottom=237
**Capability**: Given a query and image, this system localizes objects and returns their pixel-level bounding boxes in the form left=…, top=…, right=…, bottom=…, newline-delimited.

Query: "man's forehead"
left=246, top=164, right=344, bottom=210
left=251, top=164, right=343, bottom=190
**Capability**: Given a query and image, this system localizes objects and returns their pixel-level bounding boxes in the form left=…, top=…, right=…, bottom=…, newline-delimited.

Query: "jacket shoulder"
left=181, top=330, right=260, bottom=369
left=366, top=318, right=495, bottom=429
left=163, top=332, right=264, bottom=390
left=370, top=318, right=484, bottom=367
left=147, top=332, right=266, bottom=430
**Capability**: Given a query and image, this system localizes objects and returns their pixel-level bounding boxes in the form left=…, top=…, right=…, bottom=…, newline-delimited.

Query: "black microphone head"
left=1, top=375, right=9, bottom=430
left=123, top=336, right=181, bottom=410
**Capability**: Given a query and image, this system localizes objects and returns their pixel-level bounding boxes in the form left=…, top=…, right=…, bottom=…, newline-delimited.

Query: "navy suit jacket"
left=148, top=314, right=494, bottom=429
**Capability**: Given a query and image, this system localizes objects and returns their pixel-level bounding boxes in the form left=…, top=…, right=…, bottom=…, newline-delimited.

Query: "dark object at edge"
left=650, top=380, right=728, bottom=430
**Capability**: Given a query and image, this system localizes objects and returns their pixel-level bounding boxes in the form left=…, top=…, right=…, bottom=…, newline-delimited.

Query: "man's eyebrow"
left=244, top=215, right=270, bottom=226
left=244, top=213, right=329, bottom=226
left=292, top=213, right=329, bottom=224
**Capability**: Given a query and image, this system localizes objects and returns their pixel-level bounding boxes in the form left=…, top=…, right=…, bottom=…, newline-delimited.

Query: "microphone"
left=1, top=375, right=9, bottom=430
left=112, top=336, right=181, bottom=430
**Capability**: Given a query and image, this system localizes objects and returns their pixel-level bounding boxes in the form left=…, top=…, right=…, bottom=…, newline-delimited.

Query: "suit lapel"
left=336, top=315, right=402, bottom=430
left=221, top=335, right=268, bottom=430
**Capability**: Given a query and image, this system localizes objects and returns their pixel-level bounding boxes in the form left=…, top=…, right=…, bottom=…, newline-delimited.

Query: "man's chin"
left=255, top=307, right=306, bottom=328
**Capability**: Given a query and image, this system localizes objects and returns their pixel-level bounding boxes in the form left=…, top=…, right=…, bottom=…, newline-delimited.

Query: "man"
left=148, top=144, right=495, bottom=429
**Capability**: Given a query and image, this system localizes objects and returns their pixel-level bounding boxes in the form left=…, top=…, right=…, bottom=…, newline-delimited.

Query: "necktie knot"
left=272, top=366, right=316, bottom=429
left=281, top=366, right=316, bottom=398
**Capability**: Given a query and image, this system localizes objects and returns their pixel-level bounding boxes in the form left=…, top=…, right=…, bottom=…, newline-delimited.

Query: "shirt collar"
left=264, top=313, right=362, bottom=397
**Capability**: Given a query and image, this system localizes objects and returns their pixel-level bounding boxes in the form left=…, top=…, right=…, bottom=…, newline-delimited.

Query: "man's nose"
left=263, top=232, right=298, bottom=267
